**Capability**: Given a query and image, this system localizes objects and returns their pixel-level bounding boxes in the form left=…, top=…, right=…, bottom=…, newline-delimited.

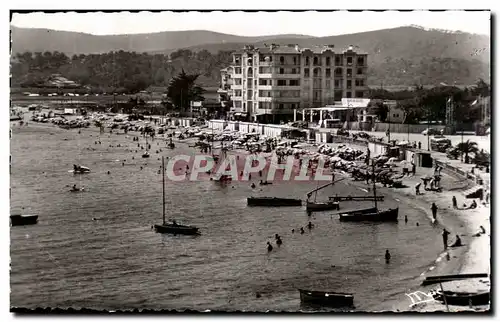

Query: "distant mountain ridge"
left=10, top=26, right=490, bottom=87
left=10, top=26, right=315, bottom=54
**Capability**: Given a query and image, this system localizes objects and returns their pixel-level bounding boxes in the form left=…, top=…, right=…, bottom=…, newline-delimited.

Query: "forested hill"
left=10, top=26, right=490, bottom=90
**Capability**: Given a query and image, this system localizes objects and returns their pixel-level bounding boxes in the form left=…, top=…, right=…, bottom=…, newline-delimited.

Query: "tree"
left=373, top=102, right=389, bottom=122
left=456, top=140, right=479, bottom=164
left=166, top=69, right=205, bottom=114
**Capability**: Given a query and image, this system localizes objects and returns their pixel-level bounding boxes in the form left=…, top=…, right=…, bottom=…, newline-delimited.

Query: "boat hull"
left=247, top=197, right=302, bottom=207
left=154, top=224, right=199, bottom=235
left=339, top=208, right=399, bottom=222
left=10, top=215, right=38, bottom=226
left=299, top=289, right=354, bottom=307
left=434, top=291, right=490, bottom=306
left=306, top=201, right=340, bottom=212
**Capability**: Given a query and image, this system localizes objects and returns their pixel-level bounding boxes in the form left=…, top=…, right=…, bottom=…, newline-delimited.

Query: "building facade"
left=224, top=44, right=369, bottom=121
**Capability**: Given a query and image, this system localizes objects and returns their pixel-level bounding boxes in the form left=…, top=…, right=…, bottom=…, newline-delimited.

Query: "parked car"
left=336, top=128, right=349, bottom=137
left=422, top=128, right=441, bottom=136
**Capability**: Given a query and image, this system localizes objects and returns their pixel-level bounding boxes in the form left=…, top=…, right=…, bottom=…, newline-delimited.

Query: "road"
left=349, top=130, right=490, bottom=153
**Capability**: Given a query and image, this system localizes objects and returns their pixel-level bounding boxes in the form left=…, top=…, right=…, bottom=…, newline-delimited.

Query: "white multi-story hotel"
left=220, top=44, right=369, bottom=122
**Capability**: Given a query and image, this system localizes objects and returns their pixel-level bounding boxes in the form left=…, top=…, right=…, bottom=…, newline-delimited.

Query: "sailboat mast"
left=162, top=156, right=166, bottom=225
left=372, top=161, right=378, bottom=209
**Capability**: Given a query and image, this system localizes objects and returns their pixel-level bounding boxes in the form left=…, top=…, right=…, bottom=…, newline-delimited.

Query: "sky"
left=10, top=10, right=491, bottom=37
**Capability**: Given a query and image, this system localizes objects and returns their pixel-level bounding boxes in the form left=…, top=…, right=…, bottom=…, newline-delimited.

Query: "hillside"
left=10, top=26, right=490, bottom=87
left=10, top=26, right=314, bottom=54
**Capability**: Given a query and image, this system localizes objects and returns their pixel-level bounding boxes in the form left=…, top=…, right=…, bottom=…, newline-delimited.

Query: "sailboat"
left=154, top=156, right=200, bottom=235
left=305, top=177, right=344, bottom=212
left=338, top=162, right=399, bottom=222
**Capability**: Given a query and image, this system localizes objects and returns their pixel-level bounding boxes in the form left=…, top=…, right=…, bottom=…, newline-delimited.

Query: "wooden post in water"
left=162, top=156, right=166, bottom=225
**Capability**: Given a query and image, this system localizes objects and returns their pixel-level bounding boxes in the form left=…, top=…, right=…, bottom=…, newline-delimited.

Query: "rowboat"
left=10, top=215, right=38, bottom=226
left=247, top=197, right=302, bottom=207
left=339, top=207, right=399, bottom=222
left=298, top=289, right=354, bottom=307
left=306, top=200, right=340, bottom=212
left=433, top=290, right=490, bottom=306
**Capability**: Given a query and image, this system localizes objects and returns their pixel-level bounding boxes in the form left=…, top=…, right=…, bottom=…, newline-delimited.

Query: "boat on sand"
left=298, top=289, right=354, bottom=307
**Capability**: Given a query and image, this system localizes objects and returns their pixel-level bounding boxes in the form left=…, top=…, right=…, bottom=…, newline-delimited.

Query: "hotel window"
left=291, top=104, right=296, bottom=109
left=357, top=68, right=363, bottom=75
left=293, top=57, right=297, bottom=65
left=234, top=67, right=242, bottom=74
left=313, top=68, right=321, bottom=77
left=334, top=79, right=341, bottom=88
left=326, top=57, right=331, bottom=66
left=355, top=79, right=364, bottom=87
left=346, top=91, right=352, bottom=98
left=280, top=56, right=285, bottom=65
left=279, top=104, right=284, bottom=109
left=357, top=57, right=364, bottom=65
left=234, top=101, right=242, bottom=108
left=234, top=90, right=242, bottom=96
left=279, top=68, right=285, bottom=74
left=347, top=80, right=352, bottom=89
left=243, top=102, right=246, bottom=111
left=313, top=56, right=319, bottom=66
left=334, top=68, right=342, bottom=76
left=326, top=80, right=331, bottom=88
left=304, top=68, right=310, bottom=77
left=347, top=69, right=352, bottom=77
left=326, top=68, right=331, bottom=78
left=277, top=79, right=287, bottom=86
left=347, top=57, right=353, bottom=65
left=254, top=79, right=257, bottom=86
left=248, top=67, right=253, bottom=76
left=305, top=57, right=310, bottom=65
left=355, top=91, right=364, bottom=98
left=289, top=79, right=300, bottom=86
left=234, top=79, right=242, bottom=85
left=335, top=55, right=342, bottom=66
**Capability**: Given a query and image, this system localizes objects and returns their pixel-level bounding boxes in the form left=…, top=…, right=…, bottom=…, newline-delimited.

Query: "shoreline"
left=12, top=121, right=490, bottom=311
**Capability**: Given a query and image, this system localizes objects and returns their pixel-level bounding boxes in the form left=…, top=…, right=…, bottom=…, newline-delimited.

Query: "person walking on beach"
left=431, top=203, right=438, bottom=220
left=442, top=229, right=450, bottom=249
left=385, top=250, right=391, bottom=264
left=452, top=196, right=458, bottom=209
left=415, top=182, right=421, bottom=195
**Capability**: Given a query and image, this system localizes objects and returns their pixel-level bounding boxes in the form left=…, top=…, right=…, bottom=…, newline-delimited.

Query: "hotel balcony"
left=258, top=73, right=273, bottom=78
left=257, top=97, right=273, bottom=102
left=257, top=85, right=272, bottom=90
left=274, top=73, right=302, bottom=79
left=231, top=84, right=243, bottom=90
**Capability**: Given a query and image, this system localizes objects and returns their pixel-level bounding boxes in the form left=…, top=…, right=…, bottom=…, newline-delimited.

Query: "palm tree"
left=166, top=69, right=205, bottom=116
left=456, top=140, right=479, bottom=164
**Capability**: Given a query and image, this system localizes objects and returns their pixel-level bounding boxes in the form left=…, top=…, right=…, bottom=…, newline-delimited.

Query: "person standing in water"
left=452, top=196, right=458, bottom=209
left=442, top=229, right=450, bottom=249
left=431, top=203, right=438, bottom=221
left=385, top=250, right=391, bottom=263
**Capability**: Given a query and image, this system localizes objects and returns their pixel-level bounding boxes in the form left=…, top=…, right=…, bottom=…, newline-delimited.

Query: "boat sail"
left=154, top=156, right=200, bottom=235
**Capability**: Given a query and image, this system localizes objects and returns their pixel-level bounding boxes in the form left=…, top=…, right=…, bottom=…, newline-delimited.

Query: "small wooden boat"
left=154, top=223, right=199, bottom=235
left=298, top=289, right=354, bottom=307
left=306, top=200, right=340, bottom=212
left=10, top=215, right=38, bottom=226
left=433, top=290, right=490, bottom=306
left=339, top=162, right=398, bottom=222
left=69, top=187, right=85, bottom=192
left=70, top=165, right=91, bottom=174
left=142, top=152, right=150, bottom=158
left=248, top=197, right=302, bottom=207
left=421, top=273, right=489, bottom=286
left=329, top=195, right=384, bottom=202
left=339, top=208, right=398, bottom=222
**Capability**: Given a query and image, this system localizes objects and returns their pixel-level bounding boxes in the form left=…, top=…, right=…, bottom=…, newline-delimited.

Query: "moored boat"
left=247, top=197, right=302, bottom=207
left=154, top=156, right=200, bottom=236
left=10, top=215, right=38, bottom=226
left=433, top=290, right=490, bottom=306
left=71, top=165, right=91, bottom=173
left=339, top=207, right=399, bottom=222
left=306, top=200, right=340, bottom=212
left=154, top=223, right=200, bottom=235
left=298, top=289, right=354, bottom=307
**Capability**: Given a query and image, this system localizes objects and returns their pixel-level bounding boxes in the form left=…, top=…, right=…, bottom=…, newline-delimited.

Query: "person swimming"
left=276, top=237, right=282, bottom=246
left=300, top=227, right=305, bottom=234
left=385, top=250, right=391, bottom=263
left=267, top=242, right=273, bottom=252
left=307, top=222, right=313, bottom=229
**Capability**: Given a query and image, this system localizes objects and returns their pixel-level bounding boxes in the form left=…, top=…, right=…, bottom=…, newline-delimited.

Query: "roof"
left=232, top=45, right=368, bottom=55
